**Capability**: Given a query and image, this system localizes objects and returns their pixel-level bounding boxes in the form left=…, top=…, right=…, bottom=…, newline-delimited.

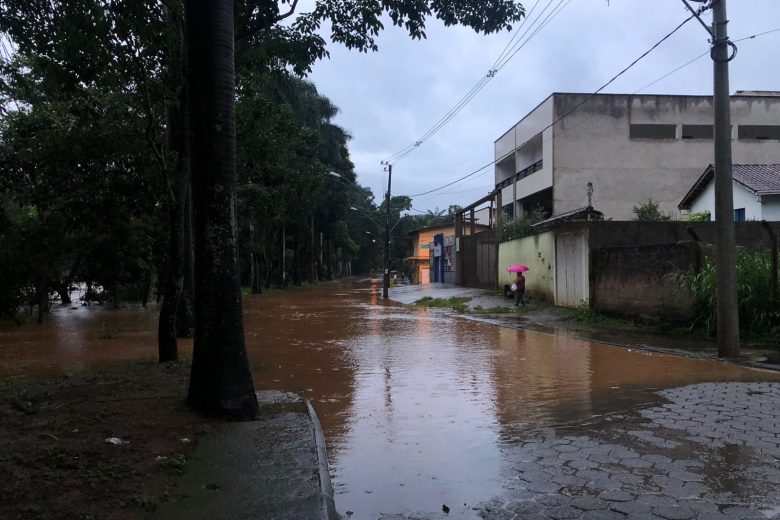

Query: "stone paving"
left=474, top=382, right=780, bottom=520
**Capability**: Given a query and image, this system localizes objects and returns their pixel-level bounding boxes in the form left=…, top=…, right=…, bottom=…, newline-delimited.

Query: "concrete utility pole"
left=382, top=163, right=392, bottom=299
left=684, top=0, right=739, bottom=357
left=711, top=0, right=740, bottom=358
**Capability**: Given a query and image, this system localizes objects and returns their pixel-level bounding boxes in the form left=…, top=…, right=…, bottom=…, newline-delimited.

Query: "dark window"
left=630, top=124, right=677, bottom=139
left=502, top=203, right=514, bottom=219
left=734, top=208, right=746, bottom=222
left=738, top=125, right=780, bottom=140
left=681, top=125, right=713, bottom=139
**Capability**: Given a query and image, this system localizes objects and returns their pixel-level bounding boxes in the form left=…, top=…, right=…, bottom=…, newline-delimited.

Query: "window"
left=502, top=203, right=514, bottom=219
left=738, top=125, right=780, bottom=140
left=630, top=124, right=677, bottom=139
left=734, top=208, right=746, bottom=222
left=681, top=125, right=713, bottom=139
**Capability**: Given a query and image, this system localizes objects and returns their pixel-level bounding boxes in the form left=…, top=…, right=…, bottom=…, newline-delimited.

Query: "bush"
left=633, top=199, right=671, bottom=221
left=670, top=248, right=780, bottom=338
left=501, top=207, right=548, bottom=241
left=686, top=210, right=711, bottom=222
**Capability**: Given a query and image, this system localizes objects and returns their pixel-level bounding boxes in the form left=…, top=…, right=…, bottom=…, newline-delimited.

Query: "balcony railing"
left=496, top=159, right=543, bottom=189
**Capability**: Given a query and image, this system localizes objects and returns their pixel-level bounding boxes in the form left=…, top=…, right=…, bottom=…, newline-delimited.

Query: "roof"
left=678, top=164, right=780, bottom=210
left=531, top=206, right=604, bottom=229
left=405, top=222, right=456, bottom=237
left=495, top=91, right=780, bottom=145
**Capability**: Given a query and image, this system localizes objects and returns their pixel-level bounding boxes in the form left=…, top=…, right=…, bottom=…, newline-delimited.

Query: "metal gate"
left=460, top=229, right=498, bottom=290
left=555, top=231, right=587, bottom=307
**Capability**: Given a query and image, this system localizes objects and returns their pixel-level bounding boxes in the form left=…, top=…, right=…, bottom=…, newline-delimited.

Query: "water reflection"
left=0, top=303, right=184, bottom=377
left=1, top=280, right=778, bottom=519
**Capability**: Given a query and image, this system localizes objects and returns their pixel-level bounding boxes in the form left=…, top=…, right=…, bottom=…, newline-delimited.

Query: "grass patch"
left=470, top=305, right=513, bottom=314
left=413, top=296, right=471, bottom=313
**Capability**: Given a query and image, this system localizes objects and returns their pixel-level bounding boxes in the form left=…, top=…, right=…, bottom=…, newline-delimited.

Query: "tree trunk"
left=309, top=215, right=315, bottom=285
left=293, top=231, right=301, bottom=285
left=176, top=181, right=195, bottom=337
left=37, top=274, right=47, bottom=324
left=159, top=8, right=189, bottom=362
left=141, top=268, right=151, bottom=308
left=158, top=193, right=184, bottom=362
left=185, top=0, right=257, bottom=420
left=326, top=238, right=332, bottom=280
left=57, top=282, right=72, bottom=305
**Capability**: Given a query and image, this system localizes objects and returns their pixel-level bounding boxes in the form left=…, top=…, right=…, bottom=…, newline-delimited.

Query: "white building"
left=495, top=92, right=780, bottom=221
left=678, top=164, right=780, bottom=221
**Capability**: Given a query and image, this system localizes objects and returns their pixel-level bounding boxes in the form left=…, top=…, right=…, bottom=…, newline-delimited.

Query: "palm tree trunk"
left=185, top=0, right=257, bottom=420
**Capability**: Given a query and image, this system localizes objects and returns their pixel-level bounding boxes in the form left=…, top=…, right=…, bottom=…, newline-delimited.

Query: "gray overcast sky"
left=303, top=0, right=780, bottom=214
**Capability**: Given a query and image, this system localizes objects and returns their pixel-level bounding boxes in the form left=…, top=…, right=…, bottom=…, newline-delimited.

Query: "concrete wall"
left=763, top=195, right=780, bottom=221
left=497, top=232, right=555, bottom=301
left=550, top=93, right=780, bottom=220
left=568, top=221, right=780, bottom=252
left=590, top=242, right=697, bottom=320
left=494, top=96, right=554, bottom=196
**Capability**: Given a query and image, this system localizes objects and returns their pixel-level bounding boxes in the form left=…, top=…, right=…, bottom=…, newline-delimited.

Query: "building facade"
left=495, top=92, right=780, bottom=221
left=679, top=164, right=780, bottom=221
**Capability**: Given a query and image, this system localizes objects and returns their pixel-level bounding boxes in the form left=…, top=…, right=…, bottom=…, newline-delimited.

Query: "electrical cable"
left=383, top=0, right=575, bottom=165
left=0, top=36, right=22, bottom=112
left=405, top=10, right=701, bottom=200
left=382, top=0, right=550, bottom=165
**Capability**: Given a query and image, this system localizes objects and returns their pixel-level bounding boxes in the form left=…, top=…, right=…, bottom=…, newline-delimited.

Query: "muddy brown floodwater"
left=1, top=279, right=778, bottom=519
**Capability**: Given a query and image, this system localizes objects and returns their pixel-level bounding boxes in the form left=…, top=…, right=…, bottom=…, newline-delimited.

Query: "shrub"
left=501, top=207, right=548, bottom=241
left=633, top=199, right=671, bottom=221
left=686, top=210, right=711, bottom=222
left=670, top=248, right=780, bottom=338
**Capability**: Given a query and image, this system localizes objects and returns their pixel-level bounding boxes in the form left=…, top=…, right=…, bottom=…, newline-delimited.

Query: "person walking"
left=514, top=271, right=526, bottom=306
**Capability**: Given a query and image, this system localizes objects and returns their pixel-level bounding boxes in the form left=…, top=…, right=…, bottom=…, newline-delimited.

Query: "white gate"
left=555, top=232, right=587, bottom=307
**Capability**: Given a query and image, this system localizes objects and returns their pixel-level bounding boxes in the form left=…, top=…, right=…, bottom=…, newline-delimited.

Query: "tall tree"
left=184, top=0, right=258, bottom=419
left=184, top=0, right=524, bottom=418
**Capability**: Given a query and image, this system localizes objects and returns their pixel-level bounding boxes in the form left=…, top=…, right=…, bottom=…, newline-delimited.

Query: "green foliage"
left=686, top=210, right=711, bottom=222
left=632, top=199, right=671, bottom=221
left=574, top=301, right=607, bottom=323
left=670, top=248, right=780, bottom=339
left=501, top=207, right=548, bottom=240
left=0, top=0, right=529, bottom=318
left=413, top=296, right=471, bottom=313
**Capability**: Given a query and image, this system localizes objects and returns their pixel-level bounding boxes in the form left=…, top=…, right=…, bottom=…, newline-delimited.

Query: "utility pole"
left=382, top=162, right=392, bottom=299
left=711, top=0, right=740, bottom=358
left=684, top=0, right=739, bottom=357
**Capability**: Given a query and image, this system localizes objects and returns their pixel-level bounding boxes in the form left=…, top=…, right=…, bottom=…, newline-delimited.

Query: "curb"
left=305, top=399, right=339, bottom=520
left=391, top=287, right=780, bottom=374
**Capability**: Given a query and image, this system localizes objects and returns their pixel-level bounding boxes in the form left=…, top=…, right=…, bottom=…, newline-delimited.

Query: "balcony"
left=496, top=159, right=543, bottom=189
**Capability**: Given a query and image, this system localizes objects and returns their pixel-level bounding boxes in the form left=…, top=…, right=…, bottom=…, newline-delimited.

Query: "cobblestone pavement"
left=380, top=382, right=780, bottom=520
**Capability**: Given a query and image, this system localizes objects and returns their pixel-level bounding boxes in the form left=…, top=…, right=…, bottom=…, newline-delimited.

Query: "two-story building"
left=495, top=91, right=780, bottom=221
left=406, top=222, right=487, bottom=284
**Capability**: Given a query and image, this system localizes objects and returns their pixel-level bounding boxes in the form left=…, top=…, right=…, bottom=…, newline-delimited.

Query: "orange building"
left=405, top=224, right=454, bottom=284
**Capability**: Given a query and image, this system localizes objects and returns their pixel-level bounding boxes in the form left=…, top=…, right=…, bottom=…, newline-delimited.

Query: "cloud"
left=308, top=0, right=780, bottom=212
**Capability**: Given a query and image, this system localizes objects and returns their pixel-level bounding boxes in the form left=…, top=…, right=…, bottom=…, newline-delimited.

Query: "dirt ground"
left=0, top=360, right=214, bottom=520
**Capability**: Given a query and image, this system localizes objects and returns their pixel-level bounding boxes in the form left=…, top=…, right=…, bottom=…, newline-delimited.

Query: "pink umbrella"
left=506, top=265, right=530, bottom=273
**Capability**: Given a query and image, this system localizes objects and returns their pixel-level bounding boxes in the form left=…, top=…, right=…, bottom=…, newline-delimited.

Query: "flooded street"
left=2, top=279, right=780, bottom=519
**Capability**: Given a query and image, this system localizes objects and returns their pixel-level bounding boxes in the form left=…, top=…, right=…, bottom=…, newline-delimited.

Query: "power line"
left=382, top=0, right=550, bottom=165
left=406, top=22, right=780, bottom=208
left=383, top=0, right=575, bottom=165
left=733, top=27, right=780, bottom=42
left=406, top=10, right=702, bottom=200
left=0, top=36, right=22, bottom=112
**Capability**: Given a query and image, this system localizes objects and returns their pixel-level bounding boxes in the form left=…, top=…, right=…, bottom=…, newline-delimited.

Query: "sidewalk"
left=388, top=283, right=779, bottom=368
left=153, top=390, right=336, bottom=520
